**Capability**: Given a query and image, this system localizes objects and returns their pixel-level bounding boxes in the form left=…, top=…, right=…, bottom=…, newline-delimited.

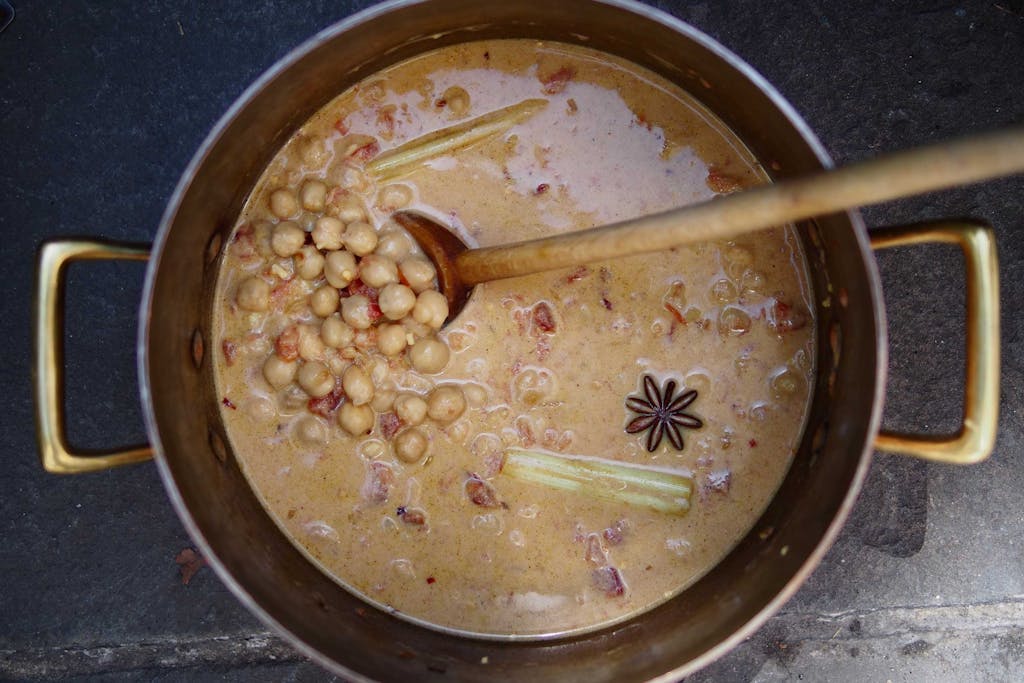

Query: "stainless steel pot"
left=33, top=0, right=999, bottom=680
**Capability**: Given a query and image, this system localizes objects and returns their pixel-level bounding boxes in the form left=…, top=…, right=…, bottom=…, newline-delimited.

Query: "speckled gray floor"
left=3, top=1, right=1023, bottom=681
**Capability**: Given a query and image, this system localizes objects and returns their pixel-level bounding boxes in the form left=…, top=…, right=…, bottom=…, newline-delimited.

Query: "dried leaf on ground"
left=175, top=547, right=207, bottom=585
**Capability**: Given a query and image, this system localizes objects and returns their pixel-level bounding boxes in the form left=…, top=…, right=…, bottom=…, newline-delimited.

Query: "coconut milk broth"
left=213, top=40, right=815, bottom=638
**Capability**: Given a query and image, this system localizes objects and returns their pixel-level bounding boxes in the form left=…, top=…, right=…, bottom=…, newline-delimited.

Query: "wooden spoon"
left=393, top=126, right=1024, bottom=319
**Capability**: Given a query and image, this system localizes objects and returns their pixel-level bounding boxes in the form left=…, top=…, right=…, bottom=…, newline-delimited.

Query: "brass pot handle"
left=870, top=220, right=1000, bottom=464
left=33, top=239, right=154, bottom=473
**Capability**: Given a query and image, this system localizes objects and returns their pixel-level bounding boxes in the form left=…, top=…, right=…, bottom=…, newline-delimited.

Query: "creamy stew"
left=213, top=39, right=815, bottom=638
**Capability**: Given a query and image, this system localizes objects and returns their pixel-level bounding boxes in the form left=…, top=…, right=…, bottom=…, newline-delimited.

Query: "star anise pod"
left=625, top=375, right=702, bottom=452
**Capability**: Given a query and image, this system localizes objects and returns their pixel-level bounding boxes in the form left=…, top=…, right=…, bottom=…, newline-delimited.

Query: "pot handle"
left=33, top=239, right=154, bottom=473
left=870, top=219, right=999, bottom=464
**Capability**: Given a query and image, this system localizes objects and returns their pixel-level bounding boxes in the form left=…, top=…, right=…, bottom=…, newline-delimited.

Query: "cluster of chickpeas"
left=231, top=172, right=466, bottom=462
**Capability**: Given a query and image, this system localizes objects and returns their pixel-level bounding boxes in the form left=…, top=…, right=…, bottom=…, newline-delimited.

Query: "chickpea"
left=335, top=197, right=366, bottom=224
left=312, top=216, right=345, bottom=251
left=354, top=329, right=377, bottom=350
left=294, top=245, right=324, bottom=280
left=296, top=136, right=328, bottom=168
left=293, top=415, right=327, bottom=446
left=324, top=250, right=358, bottom=288
left=377, top=323, right=408, bottom=356
left=342, top=221, right=378, bottom=256
left=297, top=323, right=326, bottom=361
left=462, top=382, right=487, bottom=407
left=338, top=402, right=374, bottom=436
left=359, top=254, right=398, bottom=289
left=399, top=257, right=436, bottom=293
left=740, top=268, right=768, bottom=295
left=401, top=315, right=432, bottom=341
left=251, top=220, right=275, bottom=258
left=718, top=306, right=752, bottom=337
left=299, top=180, right=327, bottom=212
left=263, top=355, right=297, bottom=389
left=394, top=393, right=428, bottom=426
left=378, top=283, right=416, bottom=320
left=709, top=278, right=738, bottom=305
left=269, top=188, right=299, bottom=219
left=427, top=384, right=466, bottom=424
left=326, top=353, right=348, bottom=377
left=413, top=290, right=449, bottom=329
left=394, top=427, right=428, bottom=464
left=242, top=396, right=276, bottom=423
left=271, top=221, right=306, bottom=257
left=342, top=364, right=374, bottom=406
left=321, top=314, right=354, bottom=348
left=339, top=166, right=368, bottom=193
left=366, top=356, right=390, bottom=385
left=310, top=285, right=340, bottom=318
left=370, top=384, right=397, bottom=412
left=279, top=385, right=308, bottom=412
left=378, top=184, right=413, bottom=210
left=375, top=228, right=412, bottom=262
left=725, top=244, right=754, bottom=269
left=442, top=86, right=470, bottom=116
left=298, top=360, right=335, bottom=398
left=408, top=336, right=450, bottom=374
left=236, top=276, right=270, bottom=311
left=771, top=368, right=804, bottom=399
left=341, top=294, right=373, bottom=330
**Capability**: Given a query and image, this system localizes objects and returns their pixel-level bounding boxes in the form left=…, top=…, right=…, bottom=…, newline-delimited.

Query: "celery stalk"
left=502, top=449, right=693, bottom=515
left=365, top=98, right=548, bottom=181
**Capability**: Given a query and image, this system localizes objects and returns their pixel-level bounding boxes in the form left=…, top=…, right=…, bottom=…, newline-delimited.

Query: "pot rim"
left=137, top=0, right=888, bottom=679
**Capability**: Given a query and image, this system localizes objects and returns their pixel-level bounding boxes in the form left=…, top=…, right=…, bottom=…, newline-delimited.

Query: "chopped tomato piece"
left=535, top=337, right=551, bottom=362
left=307, top=381, right=344, bottom=418
left=566, top=265, right=590, bottom=283
left=362, top=462, right=394, bottom=503
left=351, top=140, right=380, bottom=162
left=705, top=469, right=731, bottom=494
left=465, top=473, right=500, bottom=508
left=347, top=278, right=380, bottom=303
left=275, top=325, right=299, bottom=361
left=221, top=339, right=238, bottom=366
left=603, top=524, right=625, bottom=546
left=515, top=416, right=535, bottom=447
left=376, top=106, right=397, bottom=139
left=540, top=66, right=574, bottom=94
left=592, top=566, right=626, bottom=597
left=229, top=223, right=258, bottom=261
left=706, top=168, right=742, bottom=194
left=532, top=302, right=556, bottom=334
left=379, top=412, right=403, bottom=440
left=397, top=506, right=426, bottom=525
left=769, top=299, right=808, bottom=333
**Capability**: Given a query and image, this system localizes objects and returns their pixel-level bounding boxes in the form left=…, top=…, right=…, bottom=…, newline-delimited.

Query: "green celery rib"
left=365, top=98, right=548, bottom=181
left=502, top=449, right=693, bottom=515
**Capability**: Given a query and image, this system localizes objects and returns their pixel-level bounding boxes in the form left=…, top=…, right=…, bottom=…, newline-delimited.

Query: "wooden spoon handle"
left=455, top=126, right=1024, bottom=285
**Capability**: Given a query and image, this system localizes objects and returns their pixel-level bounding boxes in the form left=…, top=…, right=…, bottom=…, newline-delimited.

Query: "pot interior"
left=142, top=1, right=883, bottom=680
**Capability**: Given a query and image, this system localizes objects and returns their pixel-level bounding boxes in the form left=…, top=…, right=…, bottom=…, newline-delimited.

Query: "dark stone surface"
left=2, top=1, right=1022, bottom=681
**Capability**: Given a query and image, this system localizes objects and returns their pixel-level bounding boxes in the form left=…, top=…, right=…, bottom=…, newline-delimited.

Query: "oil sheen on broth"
left=213, top=40, right=815, bottom=638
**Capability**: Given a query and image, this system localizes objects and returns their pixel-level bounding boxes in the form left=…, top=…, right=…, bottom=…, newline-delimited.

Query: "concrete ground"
left=3, top=1, right=1022, bottom=680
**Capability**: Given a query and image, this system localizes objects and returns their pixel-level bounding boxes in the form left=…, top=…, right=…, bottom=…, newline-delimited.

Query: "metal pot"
left=33, top=0, right=999, bottom=680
